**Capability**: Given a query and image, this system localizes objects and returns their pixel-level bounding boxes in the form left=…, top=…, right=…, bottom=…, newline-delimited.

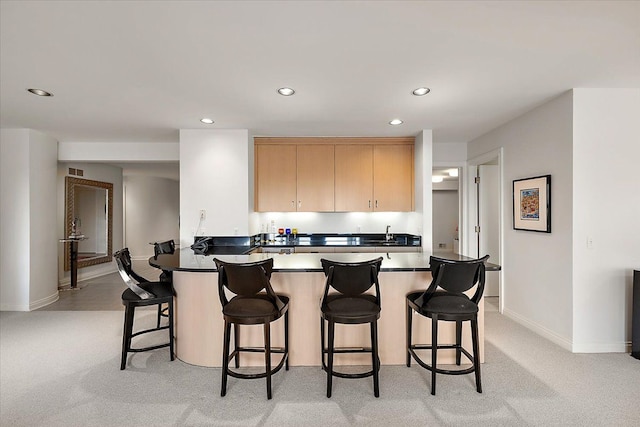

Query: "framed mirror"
left=64, top=176, right=113, bottom=271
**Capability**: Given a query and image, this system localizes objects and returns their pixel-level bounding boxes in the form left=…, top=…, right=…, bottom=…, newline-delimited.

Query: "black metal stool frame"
left=214, top=258, right=289, bottom=400
left=320, top=257, right=383, bottom=398
left=121, top=291, right=175, bottom=370
left=406, top=255, right=489, bottom=395
left=152, top=239, right=176, bottom=327
left=115, top=248, right=175, bottom=370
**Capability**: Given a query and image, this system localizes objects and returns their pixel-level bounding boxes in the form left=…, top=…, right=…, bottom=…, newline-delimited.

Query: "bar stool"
left=114, top=248, right=175, bottom=370
left=406, top=255, right=489, bottom=395
left=152, top=239, right=176, bottom=327
left=320, top=257, right=383, bottom=398
left=213, top=258, right=289, bottom=399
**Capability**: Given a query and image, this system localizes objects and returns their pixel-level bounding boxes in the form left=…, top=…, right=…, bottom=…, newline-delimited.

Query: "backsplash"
left=251, top=211, right=423, bottom=236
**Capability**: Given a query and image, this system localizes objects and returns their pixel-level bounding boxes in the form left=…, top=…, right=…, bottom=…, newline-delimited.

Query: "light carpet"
left=1, top=307, right=639, bottom=426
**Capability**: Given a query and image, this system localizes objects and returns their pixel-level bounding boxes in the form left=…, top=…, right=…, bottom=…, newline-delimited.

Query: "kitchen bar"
left=150, top=249, right=500, bottom=368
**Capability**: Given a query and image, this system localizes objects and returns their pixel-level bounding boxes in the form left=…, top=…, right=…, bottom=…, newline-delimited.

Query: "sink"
left=364, top=240, right=402, bottom=246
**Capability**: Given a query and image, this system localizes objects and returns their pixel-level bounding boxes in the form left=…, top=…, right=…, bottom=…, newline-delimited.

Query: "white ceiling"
left=1, top=1, right=639, bottom=146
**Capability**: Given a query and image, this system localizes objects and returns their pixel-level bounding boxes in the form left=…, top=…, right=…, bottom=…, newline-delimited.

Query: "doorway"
left=467, top=149, right=503, bottom=311
left=432, top=167, right=461, bottom=254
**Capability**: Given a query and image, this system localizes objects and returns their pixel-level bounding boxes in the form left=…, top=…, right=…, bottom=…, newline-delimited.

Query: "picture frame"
left=513, top=174, right=551, bottom=233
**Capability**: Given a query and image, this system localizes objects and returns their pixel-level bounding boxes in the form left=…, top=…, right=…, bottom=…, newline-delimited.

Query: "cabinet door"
left=373, top=144, right=414, bottom=211
left=255, top=144, right=297, bottom=212
left=296, top=145, right=335, bottom=212
left=335, top=145, right=374, bottom=211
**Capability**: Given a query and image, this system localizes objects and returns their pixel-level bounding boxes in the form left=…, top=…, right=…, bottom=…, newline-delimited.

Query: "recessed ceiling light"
left=389, top=119, right=403, bottom=125
left=448, top=168, right=459, bottom=177
left=277, top=87, right=295, bottom=96
left=27, top=88, right=53, bottom=97
left=432, top=175, right=444, bottom=183
left=200, top=118, right=214, bottom=124
left=412, top=87, right=430, bottom=96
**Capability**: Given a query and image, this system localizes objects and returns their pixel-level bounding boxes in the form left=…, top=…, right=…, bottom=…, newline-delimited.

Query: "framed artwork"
left=512, top=175, right=551, bottom=233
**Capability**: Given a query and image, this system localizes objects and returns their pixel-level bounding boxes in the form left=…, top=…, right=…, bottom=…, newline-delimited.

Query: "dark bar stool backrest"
left=113, top=248, right=154, bottom=299
left=215, top=258, right=277, bottom=306
left=422, top=255, right=489, bottom=304
left=321, top=257, right=383, bottom=301
left=154, top=240, right=176, bottom=258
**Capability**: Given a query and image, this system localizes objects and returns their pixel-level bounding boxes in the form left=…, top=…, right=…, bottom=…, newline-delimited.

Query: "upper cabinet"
left=255, top=137, right=413, bottom=212
left=297, top=144, right=335, bottom=212
left=335, top=145, right=373, bottom=211
left=255, top=142, right=335, bottom=212
left=372, top=144, right=414, bottom=211
left=255, top=144, right=297, bottom=212
left=335, top=143, right=413, bottom=211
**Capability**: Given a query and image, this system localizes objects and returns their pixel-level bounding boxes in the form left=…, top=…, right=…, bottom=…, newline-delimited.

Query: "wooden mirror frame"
left=64, top=176, right=113, bottom=271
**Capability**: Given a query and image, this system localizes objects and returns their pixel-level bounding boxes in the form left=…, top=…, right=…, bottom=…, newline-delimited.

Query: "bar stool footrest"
left=408, top=346, right=476, bottom=375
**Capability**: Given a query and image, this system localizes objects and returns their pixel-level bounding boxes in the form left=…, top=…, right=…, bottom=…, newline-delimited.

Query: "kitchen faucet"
left=385, top=225, right=392, bottom=242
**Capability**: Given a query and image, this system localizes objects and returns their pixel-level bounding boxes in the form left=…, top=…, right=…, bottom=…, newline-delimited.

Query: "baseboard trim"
left=0, top=291, right=59, bottom=312
left=0, top=302, right=30, bottom=311
left=503, top=308, right=573, bottom=352
left=30, top=292, right=60, bottom=311
left=571, top=341, right=630, bottom=353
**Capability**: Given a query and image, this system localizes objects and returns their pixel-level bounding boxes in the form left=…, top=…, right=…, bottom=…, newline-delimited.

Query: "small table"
left=59, top=236, right=87, bottom=291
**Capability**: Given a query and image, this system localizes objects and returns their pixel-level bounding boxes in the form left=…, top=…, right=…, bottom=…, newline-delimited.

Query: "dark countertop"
left=150, top=248, right=501, bottom=273
left=190, top=233, right=422, bottom=255
left=260, top=233, right=421, bottom=248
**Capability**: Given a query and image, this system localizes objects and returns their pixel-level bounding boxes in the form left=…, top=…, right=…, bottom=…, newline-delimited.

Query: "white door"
left=478, top=164, right=500, bottom=297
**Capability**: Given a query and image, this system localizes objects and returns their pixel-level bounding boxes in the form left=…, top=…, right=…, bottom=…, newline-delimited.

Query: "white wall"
left=572, top=88, right=640, bottom=352
left=1, top=130, right=30, bottom=310
left=179, top=129, right=250, bottom=247
left=415, top=130, right=433, bottom=250
left=468, top=91, right=575, bottom=349
left=1, top=129, right=58, bottom=311
left=58, top=142, right=179, bottom=162
left=124, top=175, right=179, bottom=259
left=433, top=142, right=467, bottom=164
left=57, top=163, right=123, bottom=285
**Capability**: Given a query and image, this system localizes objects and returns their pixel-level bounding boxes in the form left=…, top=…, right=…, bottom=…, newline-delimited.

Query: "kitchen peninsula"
left=150, top=248, right=500, bottom=368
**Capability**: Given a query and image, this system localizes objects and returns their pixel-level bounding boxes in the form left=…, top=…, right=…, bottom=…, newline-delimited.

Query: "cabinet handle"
left=375, top=200, right=378, bottom=209
left=369, top=200, right=371, bottom=209
left=291, top=200, right=295, bottom=208
left=298, top=201, right=301, bottom=208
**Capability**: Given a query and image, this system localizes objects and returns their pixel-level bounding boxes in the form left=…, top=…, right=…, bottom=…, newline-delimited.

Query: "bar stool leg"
left=284, top=311, right=290, bottom=370
left=455, top=320, right=462, bottom=366
left=320, top=317, right=325, bottom=369
left=120, top=304, right=135, bottom=370
left=406, top=304, right=413, bottom=367
left=431, top=314, right=438, bottom=396
left=471, top=316, right=482, bottom=393
left=168, top=299, right=175, bottom=361
left=264, top=322, right=272, bottom=400
left=221, top=320, right=231, bottom=397
left=156, top=305, right=163, bottom=328
left=233, top=324, right=241, bottom=368
left=371, top=320, right=380, bottom=398
left=327, top=321, right=335, bottom=398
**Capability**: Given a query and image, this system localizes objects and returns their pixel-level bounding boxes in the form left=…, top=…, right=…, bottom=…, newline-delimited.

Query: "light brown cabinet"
left=335, top=144, right=413, bottom=211
left=255, top=138, right=413, bottom=212
left=255, top=143, right=334, bottom=212
left=335, top=145, right=373, bottom=211
left=296, top=145, right=334, bottom=212
left=373, top=144, right=414, bottom=211
left=255, top=144, right=297, bottom=212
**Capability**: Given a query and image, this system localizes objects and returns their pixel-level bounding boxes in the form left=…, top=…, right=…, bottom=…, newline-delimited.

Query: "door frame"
left=464, top=148, right=505, bottom=313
